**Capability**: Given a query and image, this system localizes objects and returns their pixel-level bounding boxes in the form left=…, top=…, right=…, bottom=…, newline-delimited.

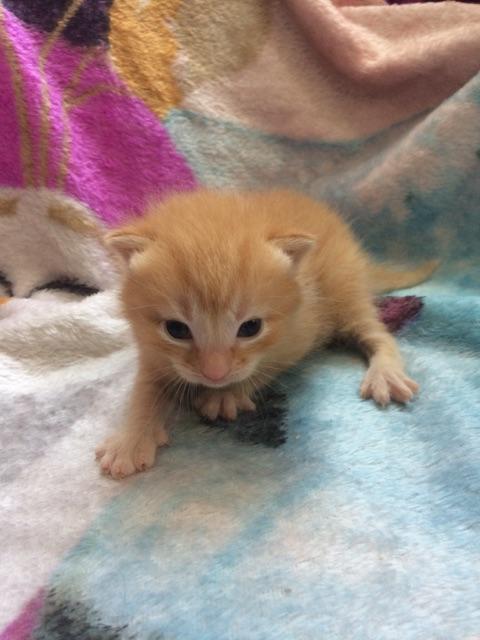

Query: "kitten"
left=96, top=190, right=437, bottom=479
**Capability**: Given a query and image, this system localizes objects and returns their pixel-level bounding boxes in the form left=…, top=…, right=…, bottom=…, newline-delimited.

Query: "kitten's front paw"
left=195, top=389, right=256, bottom=421
left=96, top=429, right=167, bottom=479
left=361, top=364, right=419, bottom=407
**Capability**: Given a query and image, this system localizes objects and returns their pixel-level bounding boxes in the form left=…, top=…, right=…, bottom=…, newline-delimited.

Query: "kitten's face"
left=144, top=305, right=273, bottom=389
left=109, top=192, right=314, bottom=390
left=122, top=243, right=301, bottom=390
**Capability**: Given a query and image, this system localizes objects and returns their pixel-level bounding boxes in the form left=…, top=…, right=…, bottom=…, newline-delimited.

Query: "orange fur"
left=97, top=190, right=435, bottom=478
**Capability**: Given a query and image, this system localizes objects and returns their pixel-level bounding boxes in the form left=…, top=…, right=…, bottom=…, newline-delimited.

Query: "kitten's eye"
left=237, top=318, right=262, bottom=338
left=165, top=320, right=192, bottom=340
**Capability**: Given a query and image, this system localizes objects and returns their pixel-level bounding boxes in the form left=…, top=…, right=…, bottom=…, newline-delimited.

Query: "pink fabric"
left=0, top=10, right=195, bottom=226
left=0, top=26, right=24, bottom=187
left=287, top=0, right=480, bottom=86
left=182, top=0, right=480, bottom=140
left=0, top=591, right=44, bottom=640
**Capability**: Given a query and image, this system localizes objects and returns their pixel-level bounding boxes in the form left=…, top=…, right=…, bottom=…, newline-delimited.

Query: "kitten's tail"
left=368, top=259, right=439, bottom=294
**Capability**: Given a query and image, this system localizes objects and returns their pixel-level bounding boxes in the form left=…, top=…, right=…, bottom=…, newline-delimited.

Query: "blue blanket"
left=35, top=76, right=480, bottom=640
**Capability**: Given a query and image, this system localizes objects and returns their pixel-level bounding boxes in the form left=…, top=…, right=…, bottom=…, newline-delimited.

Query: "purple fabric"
left=0, top=591, right=45, bottom=640
left=377, top=295, right=424, bottom=332
left=0, top=9, right=196, bottom=226
left=3, top=0, right=112, bottom=46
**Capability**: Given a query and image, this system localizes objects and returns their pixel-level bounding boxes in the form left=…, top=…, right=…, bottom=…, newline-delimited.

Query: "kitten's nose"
left=200, top=351, right=231, bottom=383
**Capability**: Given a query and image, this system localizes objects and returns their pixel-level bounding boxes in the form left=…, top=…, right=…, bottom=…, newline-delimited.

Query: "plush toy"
left=0, top=187, right=119, bottom=315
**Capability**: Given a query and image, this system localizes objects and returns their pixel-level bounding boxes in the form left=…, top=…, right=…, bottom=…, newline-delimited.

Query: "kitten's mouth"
left=174, top=366, right=245, bottom=389
left=198, top=378, right=232, bottom=389
left=187, top=374, right=235, bottom=389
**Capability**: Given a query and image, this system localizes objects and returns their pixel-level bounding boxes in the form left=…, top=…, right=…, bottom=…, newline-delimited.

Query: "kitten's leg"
left=338, top=300, right=418, bottom=406
left=194, top=386, right=256, bottom=421
left=96, top=366, right=171, bottom=479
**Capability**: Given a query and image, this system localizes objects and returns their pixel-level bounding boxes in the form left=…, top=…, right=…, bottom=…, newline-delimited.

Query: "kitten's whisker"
left=247, top=377, right=268, bottom=405
left=166, top=378, right=185, bottom=403
left=176, top=379, right=188, bottom=409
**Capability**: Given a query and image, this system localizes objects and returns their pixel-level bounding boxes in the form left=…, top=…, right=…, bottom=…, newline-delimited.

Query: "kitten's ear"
left=105, top=228, right=151, bottom=263
left=270, top=234, right=315, bottom=267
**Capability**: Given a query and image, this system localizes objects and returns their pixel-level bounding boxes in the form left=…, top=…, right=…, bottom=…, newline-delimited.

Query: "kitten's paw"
left=360, top=365, right=419, bottom=406
left=96, top=429, right=167, bottom=479
left=195, top=389, right=256, bottom=421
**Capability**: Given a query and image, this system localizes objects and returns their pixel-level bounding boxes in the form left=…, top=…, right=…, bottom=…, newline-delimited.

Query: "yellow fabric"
left=109, top=0, right=182, bottom=118
left=173, top=0, right=271, bottom=93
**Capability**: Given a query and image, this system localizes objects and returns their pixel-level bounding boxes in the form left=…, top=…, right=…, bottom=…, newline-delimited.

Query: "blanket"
left=1, top=1, right=479, bottom=638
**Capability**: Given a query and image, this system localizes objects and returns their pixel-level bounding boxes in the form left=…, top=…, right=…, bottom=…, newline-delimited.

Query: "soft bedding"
left=1, top=1, right=480, bottom=638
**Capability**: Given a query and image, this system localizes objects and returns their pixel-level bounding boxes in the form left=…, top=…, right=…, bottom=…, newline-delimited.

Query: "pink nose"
left=200, top=352, right=231, bottom=382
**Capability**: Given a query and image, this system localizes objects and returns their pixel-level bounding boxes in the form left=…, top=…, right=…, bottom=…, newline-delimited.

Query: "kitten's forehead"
left=169, top=245, right=256, bottom=315
left=133, top=210, right=296, bottom=322
left=190, top=305, right=240, bottom=347
left=178, top=290, right=246, bottom=326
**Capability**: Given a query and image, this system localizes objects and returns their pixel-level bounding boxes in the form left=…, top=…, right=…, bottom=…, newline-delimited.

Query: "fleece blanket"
left=1, top=1, right=480, bottom=638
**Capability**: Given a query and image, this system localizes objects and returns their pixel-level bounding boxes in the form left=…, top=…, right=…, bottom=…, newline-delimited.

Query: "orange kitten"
left=96, top=190, right=437, bottom=479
